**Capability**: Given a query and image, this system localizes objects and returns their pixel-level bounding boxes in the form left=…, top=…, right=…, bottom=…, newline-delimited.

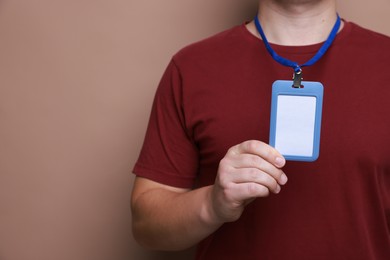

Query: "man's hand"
left=210, top=140, right=288, bottom=223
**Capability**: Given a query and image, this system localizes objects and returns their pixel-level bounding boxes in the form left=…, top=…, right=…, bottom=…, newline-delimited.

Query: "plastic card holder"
left=269, top=80, right=324, bottom=162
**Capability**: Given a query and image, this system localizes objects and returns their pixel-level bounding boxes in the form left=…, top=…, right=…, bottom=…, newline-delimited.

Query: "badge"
left=269, top=80, right=324, bottom=162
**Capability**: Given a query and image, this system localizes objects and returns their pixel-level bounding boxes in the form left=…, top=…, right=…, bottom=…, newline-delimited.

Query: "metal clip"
left=293, top=70, right=303, bottom=88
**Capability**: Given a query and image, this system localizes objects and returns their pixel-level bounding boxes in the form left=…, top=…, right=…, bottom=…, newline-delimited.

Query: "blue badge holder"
left=269, top=80, right=324, bottom=162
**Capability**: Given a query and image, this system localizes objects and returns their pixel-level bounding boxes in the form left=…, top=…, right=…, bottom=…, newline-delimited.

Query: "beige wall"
left=0, top=1, right=388, bottom=260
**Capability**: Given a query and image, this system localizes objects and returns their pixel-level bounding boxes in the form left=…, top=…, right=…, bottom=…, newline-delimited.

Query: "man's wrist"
left=199, top=186, right=224, bottom=229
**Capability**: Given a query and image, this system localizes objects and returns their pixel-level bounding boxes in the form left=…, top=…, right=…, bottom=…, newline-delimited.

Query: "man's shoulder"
left=347, top=21, right=390, bottom=50
left=172, top=24, right=247, bottom=65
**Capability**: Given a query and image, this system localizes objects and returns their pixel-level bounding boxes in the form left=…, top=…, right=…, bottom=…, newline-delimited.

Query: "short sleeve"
left=133, top=60, right=199, bottom=188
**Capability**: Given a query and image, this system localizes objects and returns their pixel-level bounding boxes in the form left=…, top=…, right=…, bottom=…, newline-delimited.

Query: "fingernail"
left=275, top=185, right=281, bottom=194
left=280, top=174, right=288, bottom=185
left=275, top=157, right=285, bottom=167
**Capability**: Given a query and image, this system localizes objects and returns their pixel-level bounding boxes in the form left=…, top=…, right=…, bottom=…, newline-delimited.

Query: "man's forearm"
left=131, top=184, right=222, bottom=251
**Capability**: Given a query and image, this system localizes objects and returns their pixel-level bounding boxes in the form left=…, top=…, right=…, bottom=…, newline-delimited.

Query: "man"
left=131, top=0, right=390, bottom=259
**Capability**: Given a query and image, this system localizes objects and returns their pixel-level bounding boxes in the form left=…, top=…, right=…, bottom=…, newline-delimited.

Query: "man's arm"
left=131, top=140, right=288, bottom=251
left=131, top=177, right=220, bottom=250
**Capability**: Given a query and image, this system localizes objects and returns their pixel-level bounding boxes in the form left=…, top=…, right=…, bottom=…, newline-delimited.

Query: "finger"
left=229, top=140, right=286, bottom=168
left=227, top=182, right=272, bottom=202
left=230, top=153, right=288, bottom=185
left=229, top=168, right=281, bottom=194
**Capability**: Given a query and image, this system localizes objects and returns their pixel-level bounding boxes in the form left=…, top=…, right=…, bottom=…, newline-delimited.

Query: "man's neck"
left=246, top=0, right=342, bottom=46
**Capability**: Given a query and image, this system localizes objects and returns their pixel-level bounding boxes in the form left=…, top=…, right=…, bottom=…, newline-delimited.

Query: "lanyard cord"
left=254, top=14, right=341, bottom=87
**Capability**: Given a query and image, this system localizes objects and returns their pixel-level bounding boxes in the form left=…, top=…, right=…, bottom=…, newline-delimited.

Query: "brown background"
left=0, top=1, right=389, bottom=259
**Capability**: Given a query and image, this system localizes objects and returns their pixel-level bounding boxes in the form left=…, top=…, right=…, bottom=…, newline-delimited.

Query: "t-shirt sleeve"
left=133, top=59, right=199, bottom=189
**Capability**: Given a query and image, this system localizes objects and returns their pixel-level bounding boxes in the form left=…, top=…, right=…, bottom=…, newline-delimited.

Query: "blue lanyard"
left=254, top=14, right=341, bottom=87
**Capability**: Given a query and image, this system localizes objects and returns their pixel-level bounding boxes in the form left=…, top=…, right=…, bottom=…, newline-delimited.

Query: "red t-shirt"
left=134, top=20, right=390, bottom=259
